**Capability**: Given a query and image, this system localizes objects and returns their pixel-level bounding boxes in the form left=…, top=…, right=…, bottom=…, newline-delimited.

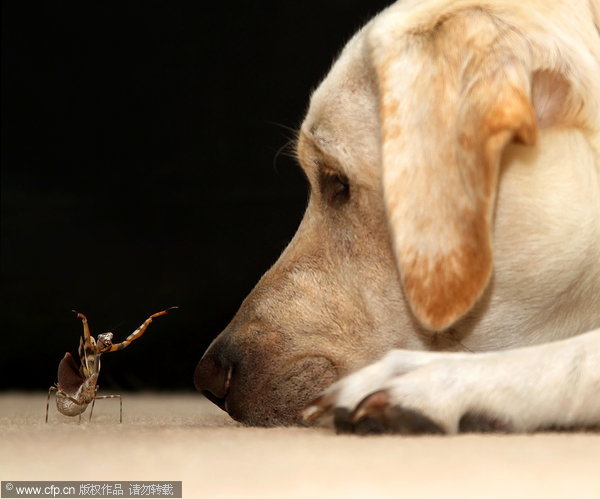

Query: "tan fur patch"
left=402, top=238, right=492, bottom=331
left=372, top=8, right=539, bottom=331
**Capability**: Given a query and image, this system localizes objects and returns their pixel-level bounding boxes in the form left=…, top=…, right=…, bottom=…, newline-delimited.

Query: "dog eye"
left=319, top=169, right=350, bottom=206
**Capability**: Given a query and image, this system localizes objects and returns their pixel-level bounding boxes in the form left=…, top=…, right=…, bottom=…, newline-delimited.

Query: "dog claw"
left=302, top=404, right=324, bottom=423
left=352, top=390, right=390, bottom=422
left=302, top=394, right=333, bottom=423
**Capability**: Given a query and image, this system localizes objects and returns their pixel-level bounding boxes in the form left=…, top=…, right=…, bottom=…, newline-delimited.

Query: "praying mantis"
left=45, top=307, right=177, bottom=423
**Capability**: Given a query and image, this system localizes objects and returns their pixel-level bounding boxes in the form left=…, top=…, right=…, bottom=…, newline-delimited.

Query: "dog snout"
left=194, top=344, right=233, bottom=411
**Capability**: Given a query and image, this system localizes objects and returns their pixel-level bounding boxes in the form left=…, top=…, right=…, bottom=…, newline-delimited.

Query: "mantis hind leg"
left=91, top=394, right=123, bottom=423
left=89, top=397, right=96, bottom=422
left=45, top=386, right=58, bottom=423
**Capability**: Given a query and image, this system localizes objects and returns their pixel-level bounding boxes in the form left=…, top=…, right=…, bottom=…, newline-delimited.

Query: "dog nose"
left=193, top=346, right=233, bottom=411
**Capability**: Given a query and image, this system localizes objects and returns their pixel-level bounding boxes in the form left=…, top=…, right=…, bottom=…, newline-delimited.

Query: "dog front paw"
left=304, top=356, right=514, bottom=435
left=336, top=390, right=447, bottom=435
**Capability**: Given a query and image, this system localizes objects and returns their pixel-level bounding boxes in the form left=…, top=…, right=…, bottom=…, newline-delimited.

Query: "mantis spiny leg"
left=108, top=307, right=178, bottom=352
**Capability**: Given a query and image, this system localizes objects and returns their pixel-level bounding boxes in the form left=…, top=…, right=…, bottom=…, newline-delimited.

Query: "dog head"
left=194, top=2, right=596, bottom=425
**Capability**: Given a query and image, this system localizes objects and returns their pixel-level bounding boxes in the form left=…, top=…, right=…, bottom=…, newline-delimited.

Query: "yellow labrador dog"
left=195, top=0, right=600, bottom=433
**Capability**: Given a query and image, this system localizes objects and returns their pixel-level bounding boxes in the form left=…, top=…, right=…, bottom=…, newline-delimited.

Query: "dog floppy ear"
left=369, top=10, right=537, bottom=331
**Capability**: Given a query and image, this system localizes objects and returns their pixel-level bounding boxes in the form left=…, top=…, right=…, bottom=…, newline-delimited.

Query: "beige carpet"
left=1, top=393, right=599, bottom=498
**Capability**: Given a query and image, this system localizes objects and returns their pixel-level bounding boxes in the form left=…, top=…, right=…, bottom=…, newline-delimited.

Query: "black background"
left=1, top=1, right=392, bottom=391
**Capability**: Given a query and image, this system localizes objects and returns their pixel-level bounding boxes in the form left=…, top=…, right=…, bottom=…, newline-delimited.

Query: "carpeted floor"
left=1, top=393, right=599, bottom=498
